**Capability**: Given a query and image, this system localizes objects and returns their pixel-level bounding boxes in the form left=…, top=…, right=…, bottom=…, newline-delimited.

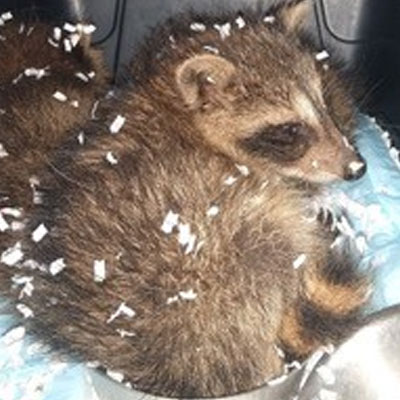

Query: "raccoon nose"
left=344, top=156, right=367, bottom=181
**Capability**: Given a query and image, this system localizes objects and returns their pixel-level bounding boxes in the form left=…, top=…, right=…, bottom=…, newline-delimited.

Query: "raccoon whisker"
left=377, top=121, right=400, bottom=130
left=353, top=78, right=384, bottom=117
left=45, top=160, right=86, bottom=188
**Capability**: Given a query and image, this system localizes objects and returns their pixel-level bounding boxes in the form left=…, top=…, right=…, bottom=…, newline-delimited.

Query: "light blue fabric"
left=0, top=305, right=93, bottom=400
left=1, top=114, right=400, bottom=399
left=336, top=115, right=400, bottom=312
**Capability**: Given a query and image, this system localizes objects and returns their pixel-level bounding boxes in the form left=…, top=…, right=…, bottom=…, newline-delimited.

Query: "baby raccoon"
left=0, top=14, right=108, bottom=254
left=0, top=16, right=108, bottom=210
left=0, top=1, right=369, bottom=397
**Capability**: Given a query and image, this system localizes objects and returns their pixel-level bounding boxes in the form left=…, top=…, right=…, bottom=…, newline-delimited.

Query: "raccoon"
left=0, top=15, right=108, bottom=256
left=0, top=16, right=108, bottom=211
left=0, top=1, right=369, bottom=397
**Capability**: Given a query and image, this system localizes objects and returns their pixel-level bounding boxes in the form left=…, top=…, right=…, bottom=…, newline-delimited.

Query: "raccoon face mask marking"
left=175, top=51, right=365, bottom=184
left=240, top=122, right=314, bottom=163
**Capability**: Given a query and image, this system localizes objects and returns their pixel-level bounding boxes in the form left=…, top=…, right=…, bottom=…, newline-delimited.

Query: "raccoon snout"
left=344, top=155, right=367, bottom=181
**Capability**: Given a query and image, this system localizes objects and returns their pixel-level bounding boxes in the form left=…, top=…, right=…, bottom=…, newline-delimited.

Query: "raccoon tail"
left=278, top=246, right=370, bottom=359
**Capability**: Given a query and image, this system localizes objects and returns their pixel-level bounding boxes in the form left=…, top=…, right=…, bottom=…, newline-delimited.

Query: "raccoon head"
left=175, top=0, right=366, bottom=184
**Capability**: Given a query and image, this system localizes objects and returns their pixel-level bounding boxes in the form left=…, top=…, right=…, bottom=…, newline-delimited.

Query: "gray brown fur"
left=0, top=17, right=108, bottom=210
left=0, top=16, right=108, bottom=256
left=0, top=2, right=369, bottom=398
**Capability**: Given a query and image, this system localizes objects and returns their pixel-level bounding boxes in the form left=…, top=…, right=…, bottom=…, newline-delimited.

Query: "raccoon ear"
left=175, top=54, right=237, bottom=110
left=279, top=0, right=311, bottom=33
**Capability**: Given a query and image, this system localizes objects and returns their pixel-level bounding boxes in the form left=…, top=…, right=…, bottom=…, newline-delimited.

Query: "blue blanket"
left=336, top=115, right=400, bottom=311
left=1, top=115, right=399, bottom=399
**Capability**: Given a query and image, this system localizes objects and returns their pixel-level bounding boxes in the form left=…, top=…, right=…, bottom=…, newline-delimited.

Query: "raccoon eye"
left=240, top=122, right=312, bottom=162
